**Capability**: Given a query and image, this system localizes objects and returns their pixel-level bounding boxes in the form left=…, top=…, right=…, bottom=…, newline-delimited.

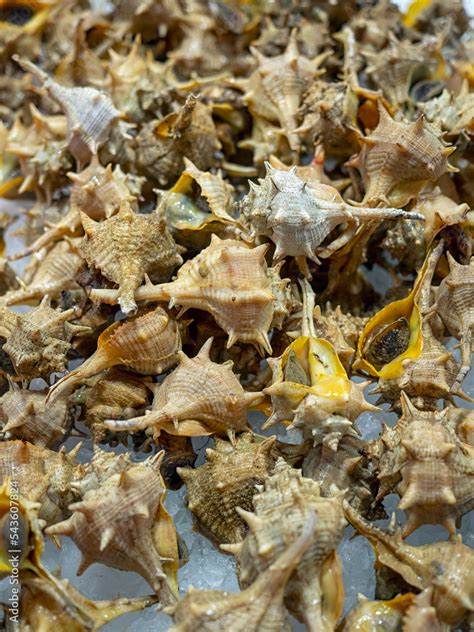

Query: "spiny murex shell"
left=367, top=392, right=474, bottom=536
left=80, top=199, right=183, bottom=315
left=225, top=459, right=346, bottom=632
left=344, top=501, right=474, bottom=627
left=177, top=433, right=276, bottom=545
left=104, top=338, right=263, bottom=442
left=347, top=102, right=457, bottom=207
left=240, top=162, right=424, bottom=271
left=166, top=512, right=319, bottom=632
left=46, top=452, right=180, bottom=605
left=90, top=235, right=291, bottom=353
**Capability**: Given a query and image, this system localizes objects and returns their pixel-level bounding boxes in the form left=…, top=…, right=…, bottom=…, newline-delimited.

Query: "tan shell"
left=104, top=338, right=263, bottom=442
left=18, top=573, right=158, bottom=632
left=8, top=157, right=132, bottom=262
left=227, top=459, right=346, bottom=631
left=47, top=453, right=180, bottom=605
left=84, top=368, right=152, bottom=443
left=90, top=235, right=291, bottom=353
left=2, top=239, right=83, bottom=306
left=0, top=440, right=79, bottom=526
left=80, top=200, right=182, bottom=315
left=14, top=56, right=122, bottom=166
left=348, top=102, right=456, bottom=207
left=302, top=415, right=384, bottom=520
left=157, top=432, right=196, bottom=490
left=166, top=512, right=319, bottom=632
left=178, top=433, right=276, bottom=545
left=240, top=163, right=422, bottom=275
left=422, top=82, right=474, bottom=137
left=0, top=297, right=87, bottom=380
left=47, top=306, right=181, bottom=403
left=435, top=253, right=474, bottom=390
left=238, top=30, right=326, bottom=151
left=367, top=393, right=473, bottom=536
left=0, top=384, right=72, bottom=448
left=344, top=501, right=474, bottom=627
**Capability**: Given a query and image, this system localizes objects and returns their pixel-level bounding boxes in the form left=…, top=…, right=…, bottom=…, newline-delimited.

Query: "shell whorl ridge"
left=1, top=2, right=474, bottom=629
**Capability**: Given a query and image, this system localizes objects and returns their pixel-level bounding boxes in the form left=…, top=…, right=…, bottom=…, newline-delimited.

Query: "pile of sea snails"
left=0, top=0, right=473, bottom=629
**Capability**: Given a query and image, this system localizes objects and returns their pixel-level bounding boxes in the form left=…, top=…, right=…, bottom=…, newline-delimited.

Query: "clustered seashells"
left=0, top=0, right=473, bottom=629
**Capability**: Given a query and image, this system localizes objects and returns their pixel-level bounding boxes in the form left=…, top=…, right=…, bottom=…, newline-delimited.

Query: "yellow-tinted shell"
left=47, top=306, right=181, bottom=403
left=340, top=593, right=415, bottom=632
left=178, top=433, right=275, bottom=545
left=47, top=454, right=179, bottom=605
left=104, top=338, right=263, bottom=441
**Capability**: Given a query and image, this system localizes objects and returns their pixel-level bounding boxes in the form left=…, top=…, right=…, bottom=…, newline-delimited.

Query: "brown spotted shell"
left=178, top=433, right=276, bottom=546
left=104, top=338, right=263, bottom=442
left=46, top=454, right=180, bottom=604
left=0, top=384, right=73, bottom=448
left=229, top=459, right=346, bottom=631
left=367, top=393, right=473, bottom=536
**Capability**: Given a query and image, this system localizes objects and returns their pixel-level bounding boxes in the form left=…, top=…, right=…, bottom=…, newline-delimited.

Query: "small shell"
left=166, top=512, right=319, bottom=632
left=2, top=239, right=83, bottom=305
left=228, top=459, right=346, bottom=631
left=133, top=95, right=221, bottom=187
left=238, top=30, right=326, bottom=151
left=422, top=82, right=474, bottom=137
left=104, top=338, right=263, bottom=442
left=0, top=297, right=87, bottom=380
left=84, top=368, right=152, bottom=444
left=46, top=453, right=180, bottom=604
left=368, top=393, right=474, bottom=536
left=0, top=384, right=73, bottom=448
left=347, top=102, right=457, bottom=207
left=178, top=433, right=276, bottom=545
left=435, top=253, right=474, bottom=390
left=240, top=162, right=423, bottom=275
left=344, top=502, right=474, bottom=627
left=90, top=235, right=291, bottom=354
left=47, top=306, right=181, bottom=403
left=0, top=440, right=79, bottom=526
left=14, top=55, right=122, bottom=166
left=80, top=200, right=183, bottom=315
left=302, top=415, right=384, bottom=520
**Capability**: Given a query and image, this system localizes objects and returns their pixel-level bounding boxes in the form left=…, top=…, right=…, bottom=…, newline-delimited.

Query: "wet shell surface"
left=367, top=393, right=474, bottom=536
left=227, top=459, right=346, bottom=631
left=178, top=433, right=276, bottom=545
left=46, top=453, right=180, bottom=605
left=104, top=338, right=263, bottom=441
